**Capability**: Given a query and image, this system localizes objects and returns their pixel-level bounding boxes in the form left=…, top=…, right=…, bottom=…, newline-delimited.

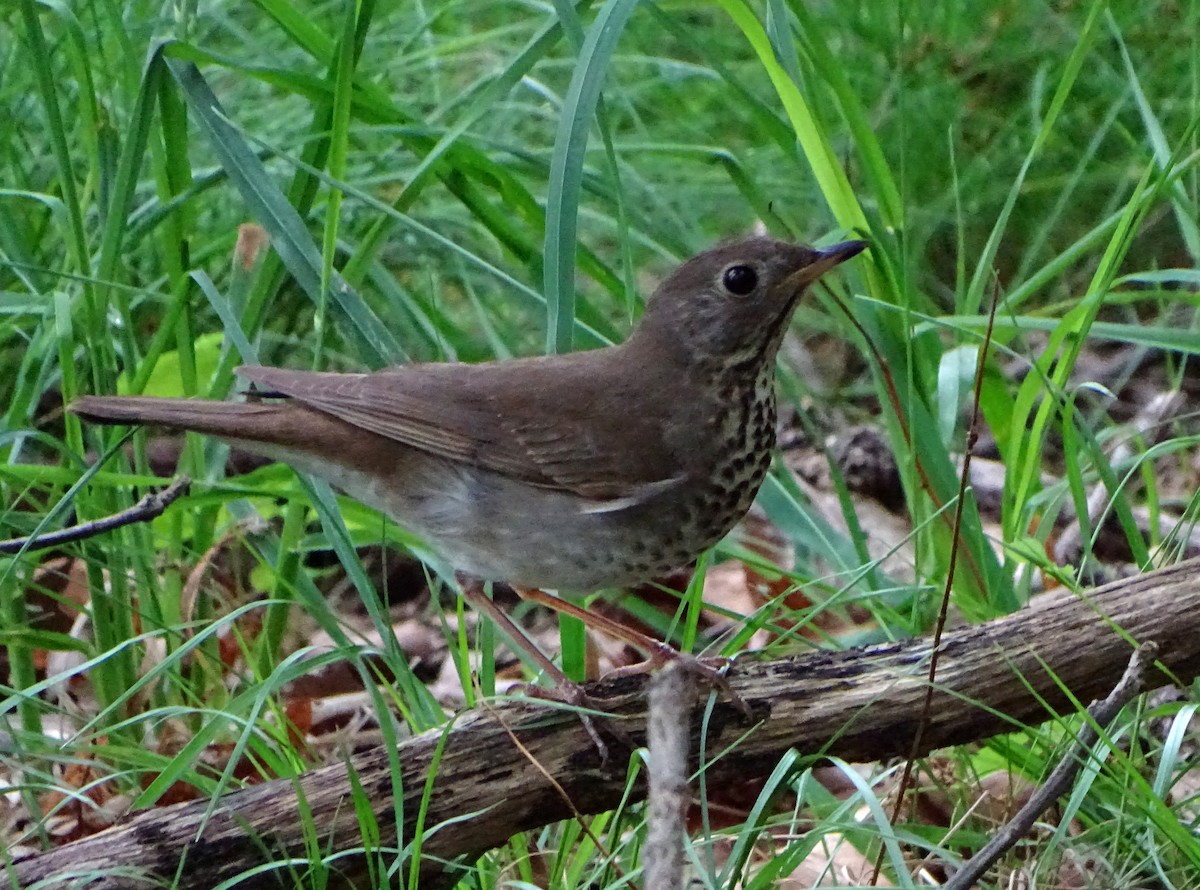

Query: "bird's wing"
left=238, top=362, right=686, bottom=504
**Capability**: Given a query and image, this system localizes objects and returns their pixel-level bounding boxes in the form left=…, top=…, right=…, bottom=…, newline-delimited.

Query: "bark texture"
left=12, top=559, right=1200, bottom=888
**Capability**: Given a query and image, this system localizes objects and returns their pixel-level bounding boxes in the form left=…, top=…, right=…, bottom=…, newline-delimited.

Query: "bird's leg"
left=456, top=575, right=573, bottom=684
left=454, top=573, right=609, bottom=758
left=512, top=586, right=752, bottom=719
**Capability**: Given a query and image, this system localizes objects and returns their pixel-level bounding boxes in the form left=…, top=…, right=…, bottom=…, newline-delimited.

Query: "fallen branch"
left=12, top=558, right=1200, bottom=889
left=943, top=641, right=1159, bottom=889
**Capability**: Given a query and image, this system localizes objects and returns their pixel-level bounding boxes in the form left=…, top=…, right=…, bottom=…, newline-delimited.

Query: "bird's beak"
left=786, top=239, right=869, bottom=288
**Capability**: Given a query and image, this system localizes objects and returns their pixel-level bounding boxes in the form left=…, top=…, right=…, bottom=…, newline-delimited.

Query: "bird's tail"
left=71, top=395, right=286, bottom=441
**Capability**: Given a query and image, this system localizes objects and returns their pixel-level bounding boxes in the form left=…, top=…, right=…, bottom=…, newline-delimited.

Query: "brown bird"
left=72, top=236, right=865, bottom=708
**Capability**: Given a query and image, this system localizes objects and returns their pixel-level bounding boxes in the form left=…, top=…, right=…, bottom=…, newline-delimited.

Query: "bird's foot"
left=510, top=585, right=753, bottom=720
left=605, top=641, right=753, bottom=720
left=517, top=678, right=618, bottom=762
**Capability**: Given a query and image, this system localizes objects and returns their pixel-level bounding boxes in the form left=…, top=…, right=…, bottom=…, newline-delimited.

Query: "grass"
left=3, top=0, right=1200, bottom=886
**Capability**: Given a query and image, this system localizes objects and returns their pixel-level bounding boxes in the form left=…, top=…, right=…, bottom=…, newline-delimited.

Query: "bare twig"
left=644, top=663, right=695, bottom=890
left=0, top=477, right=191, bottom=555
left=875, top=274, right=1002, bottom=884
left=943, top=641, right=1159, bottom=890
left=479, top=696, right=623, bottom=890
left=818, top=273, right=989, bottom=595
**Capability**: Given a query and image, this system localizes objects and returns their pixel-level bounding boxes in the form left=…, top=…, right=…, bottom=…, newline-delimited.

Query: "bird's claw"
left=605, top=644, right=754, bottom=720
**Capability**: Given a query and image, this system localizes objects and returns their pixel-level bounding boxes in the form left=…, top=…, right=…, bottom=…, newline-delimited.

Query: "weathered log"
left=12, top=559, right=1200, bottom=888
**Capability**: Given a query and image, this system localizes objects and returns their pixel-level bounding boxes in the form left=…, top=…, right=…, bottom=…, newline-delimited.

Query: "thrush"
left=72, top=236, right=866, bottom=711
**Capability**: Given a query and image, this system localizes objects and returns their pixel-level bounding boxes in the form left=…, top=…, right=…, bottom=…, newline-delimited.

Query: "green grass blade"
left=543, top=0, right=641, bottom=354
left=165, top=57, right=403, bottom=367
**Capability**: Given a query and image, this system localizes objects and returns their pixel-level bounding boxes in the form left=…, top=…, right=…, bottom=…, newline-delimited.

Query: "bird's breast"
left=672, top=363, right=777, bottom=551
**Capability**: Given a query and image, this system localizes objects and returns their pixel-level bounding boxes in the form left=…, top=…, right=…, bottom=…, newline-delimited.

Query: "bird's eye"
left=722, top=264, right=758, bottom=296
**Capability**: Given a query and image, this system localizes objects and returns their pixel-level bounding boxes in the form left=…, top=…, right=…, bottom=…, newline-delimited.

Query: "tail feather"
left=71, top=395, right=285, bottom=440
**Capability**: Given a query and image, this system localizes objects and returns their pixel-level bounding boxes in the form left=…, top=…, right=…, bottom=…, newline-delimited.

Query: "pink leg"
left=513, top=586, right=752, bottom=718
left=455, top=574, right=610, bottom=757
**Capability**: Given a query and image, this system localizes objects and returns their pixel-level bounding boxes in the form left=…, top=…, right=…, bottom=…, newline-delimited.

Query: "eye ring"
left=722, top=264, right=758, bottom=296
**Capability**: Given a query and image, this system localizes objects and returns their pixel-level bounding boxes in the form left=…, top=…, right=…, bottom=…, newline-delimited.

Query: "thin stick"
left=872, top=275, right=1002, bottom=885
left=479, top=695, right=629, bottom=889
left=0, top=477, right=191, bottom=555
left=943, top=641, right=1159, bottom=890
left=644, top=663, right=695, bottom=890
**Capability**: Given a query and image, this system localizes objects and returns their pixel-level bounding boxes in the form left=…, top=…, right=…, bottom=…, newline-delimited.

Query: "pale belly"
left=277, top=450, right=754, bottom=591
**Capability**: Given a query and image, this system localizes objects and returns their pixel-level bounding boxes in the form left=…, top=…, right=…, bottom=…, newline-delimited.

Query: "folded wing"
left=239, top=359, right=685, bottom=505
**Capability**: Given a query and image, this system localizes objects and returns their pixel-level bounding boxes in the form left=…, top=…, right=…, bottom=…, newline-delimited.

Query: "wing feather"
left=238, top=362, right=684, bottom=504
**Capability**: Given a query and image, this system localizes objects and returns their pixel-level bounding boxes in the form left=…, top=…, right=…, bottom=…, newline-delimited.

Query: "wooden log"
left=12, top=559, right=1200, bottom=888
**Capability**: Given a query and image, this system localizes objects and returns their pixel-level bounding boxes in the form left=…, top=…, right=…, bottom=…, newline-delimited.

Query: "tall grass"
left=2, top=0, right=1199, bottom=885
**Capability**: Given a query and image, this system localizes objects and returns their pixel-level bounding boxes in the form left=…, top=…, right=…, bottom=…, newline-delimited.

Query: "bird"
left=72, top=236, right=866, bottom=711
